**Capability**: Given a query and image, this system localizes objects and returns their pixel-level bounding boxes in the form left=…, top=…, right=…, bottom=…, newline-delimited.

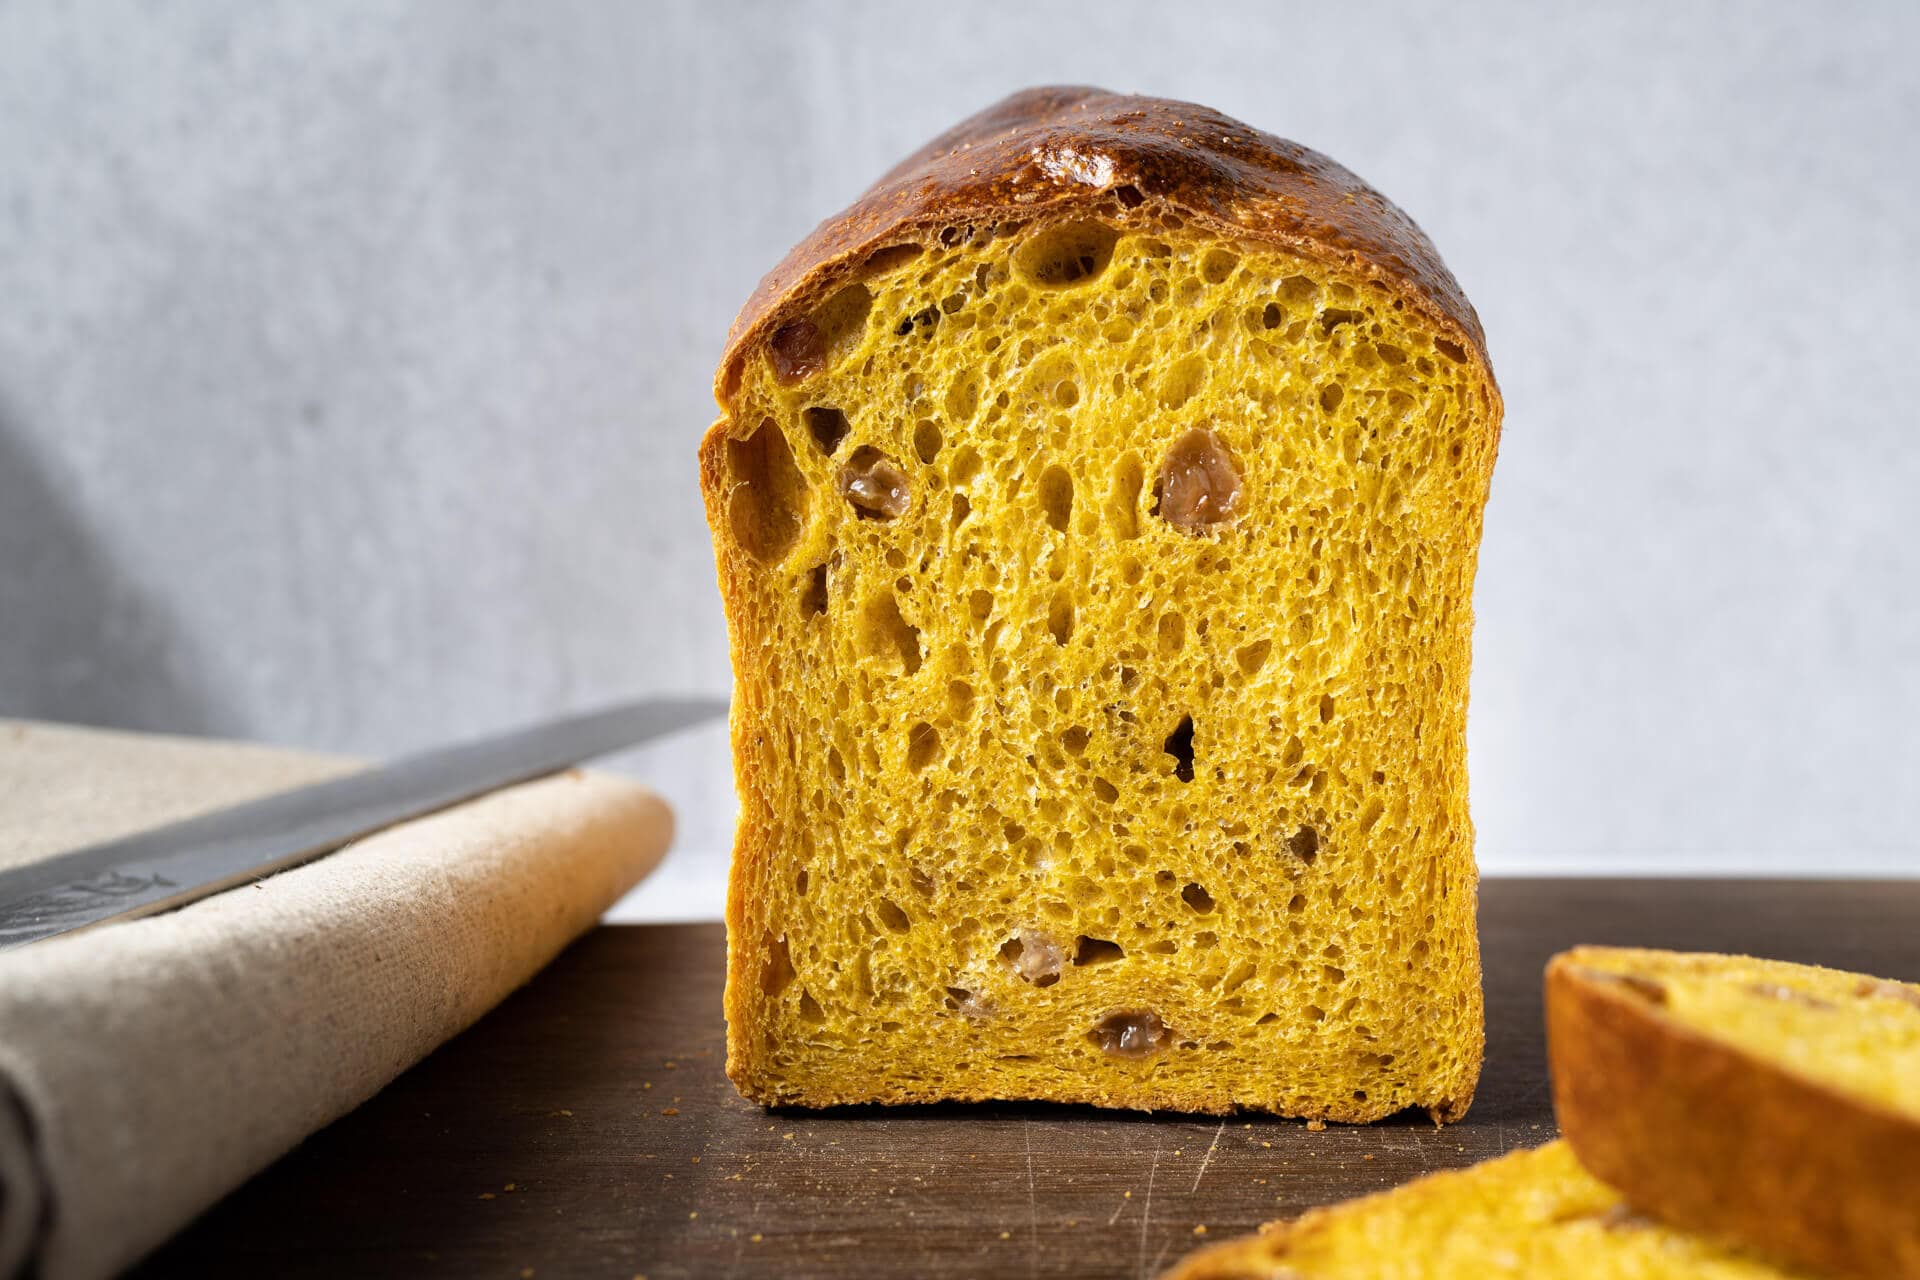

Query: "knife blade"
left=0, top=697, right=728, bottom=950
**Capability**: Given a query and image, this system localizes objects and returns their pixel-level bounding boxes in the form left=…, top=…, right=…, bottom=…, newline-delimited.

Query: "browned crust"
left=1545, top=948, right=1920, bottom=1280
left=712, top=85, right=1498, bottom=415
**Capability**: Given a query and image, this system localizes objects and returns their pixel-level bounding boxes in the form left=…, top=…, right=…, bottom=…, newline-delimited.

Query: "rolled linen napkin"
left=0, top=720, right=674, bottom=1279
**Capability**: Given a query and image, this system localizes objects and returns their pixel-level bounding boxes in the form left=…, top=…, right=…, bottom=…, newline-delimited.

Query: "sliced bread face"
left=1161, top=1141, right=1814, bottom=1280
left=700, top=89, right=1501, bottom=1120
left=1547, top=947, right=1920, bottom=1280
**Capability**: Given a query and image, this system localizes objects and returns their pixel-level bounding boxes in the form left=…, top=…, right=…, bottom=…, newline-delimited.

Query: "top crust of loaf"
left=716, top=85, right=1496, bottom=409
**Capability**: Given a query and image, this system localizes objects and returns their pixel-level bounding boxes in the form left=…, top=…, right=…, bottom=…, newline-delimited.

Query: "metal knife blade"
left=0, top=697, right=728, bottom=951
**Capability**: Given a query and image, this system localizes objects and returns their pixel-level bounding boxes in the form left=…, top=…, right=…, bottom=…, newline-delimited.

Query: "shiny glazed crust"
left=712, top=85, right=1496, bottom=409
left=1546, top=948, right=1920, bottom=1280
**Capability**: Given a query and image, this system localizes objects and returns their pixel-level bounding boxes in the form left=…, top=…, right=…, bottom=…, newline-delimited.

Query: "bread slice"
left=1547, top=946, right=1920, bottom=1280
left=699, top=87, right=1502, bottom=1119
left=1161, top=1141, right=1813, bottom=1279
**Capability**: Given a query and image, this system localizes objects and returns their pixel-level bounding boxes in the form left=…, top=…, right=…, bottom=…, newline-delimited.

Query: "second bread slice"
left=1546, top=946, right=1920, bottom=1280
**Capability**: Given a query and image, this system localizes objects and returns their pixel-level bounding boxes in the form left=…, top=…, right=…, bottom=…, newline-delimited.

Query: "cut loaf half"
left=1547, top=946, right=1920, bottom=1280
left=699, top=87, right=1502, bottom=1119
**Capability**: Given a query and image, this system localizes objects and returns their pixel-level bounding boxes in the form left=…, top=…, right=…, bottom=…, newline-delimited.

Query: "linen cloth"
left=0, top=720, right=673, bottom=1278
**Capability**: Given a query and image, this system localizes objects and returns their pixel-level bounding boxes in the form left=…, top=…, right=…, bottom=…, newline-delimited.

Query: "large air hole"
left=906, top=722, right=940, bottom=772
left=1048, top=591, right=1075, bottom=645
left=801, top=562, right=829, bottom=617
left=861, top=590, right=922, bottom=673
left=1180, top=883, right=1216, bottom=914
left=817, top=282, right=873, bottom=364
left=1319, top=307, right=1364, bottom=335
left=1288, top=826, right=1321, bottom=864
left=913, top=420, right=943, bottom=463
left=1163, top=716, right=1196, bottom=782
left=1074, top=937, right=1125, bottom=966
left=1040, top=465, right=1074, bottom=533
left=804, top=406, right=851, bottom=455
left=760, top=932, right=795, bottom=996
left=875, top=898, right=911, bottom=933
left=1200, top=249, right=1239, bottom=285
left=1013, top=221, right=1121, bottom=287
left=863, top=243, right=923, bottom=274
left=725, top=418, right=808, bottom=563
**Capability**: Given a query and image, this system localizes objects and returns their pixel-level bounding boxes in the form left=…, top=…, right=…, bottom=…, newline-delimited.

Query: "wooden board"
left=138, top=878, right=1920, bottom=1279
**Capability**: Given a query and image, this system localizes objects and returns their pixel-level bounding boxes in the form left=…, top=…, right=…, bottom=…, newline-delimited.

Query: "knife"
left=0, top=697, right=728, bottom=951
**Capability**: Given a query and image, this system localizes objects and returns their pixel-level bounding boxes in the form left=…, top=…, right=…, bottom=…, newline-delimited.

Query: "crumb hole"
left=1288, top=826, right=1321, bottom=864
left=1200, top=249, right=1238, bottom=285
left=1040, top=465, right=1074, bottom=533
left=861, top=590, right=921, bottom=674
left=1013, top=220, right=1121, bottom=287
left=760, top=933, right=795, bottom=996
left=1048, top=592, right=1075, bottom=646
left=875, top=898, right=911, bottom=933
left=726, top=418, right=808, bottom=563
left=863, top=243, right=922, bottom=274
left=1163, top=716, right=1196, bottom=783
left=913, top=420, right=943, bottom=464
left=803, top=406, right=850, bottom=455
left=1074, top=937, right=1125, bottom=966
left=801, top=562, right=829, bottom=617
left=906, top=722, right=940, bottom=771
left=1319, top=308, right=1364, bottom=335
left=1180, top=882, right=1215, bottom=914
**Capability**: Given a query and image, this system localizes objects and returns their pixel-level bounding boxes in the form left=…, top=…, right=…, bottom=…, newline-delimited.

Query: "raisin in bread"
left=1548, top=947, right=1920, bottom=1280
left=699, top=87, right=1502, bottom=1119
left=1161, top=1141, right=1814, bottom=1279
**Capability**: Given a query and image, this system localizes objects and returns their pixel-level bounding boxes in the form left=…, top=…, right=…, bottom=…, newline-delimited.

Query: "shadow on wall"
left=0, top=398, right=228, bottom=736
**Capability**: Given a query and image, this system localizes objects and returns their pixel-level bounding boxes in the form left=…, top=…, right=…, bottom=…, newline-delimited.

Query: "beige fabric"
left=0, top=720, right=362, bottom=873
left=0, top=721, right=673, bottom=1279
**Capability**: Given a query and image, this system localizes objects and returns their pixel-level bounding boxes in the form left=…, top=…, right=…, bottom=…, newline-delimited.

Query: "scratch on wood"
left=1190, top=1120, right=1225, bottom=1193
left=1023, top=1117, right=1038, bottom=1279
left=1135, top=1133, right=1162, bottom=1280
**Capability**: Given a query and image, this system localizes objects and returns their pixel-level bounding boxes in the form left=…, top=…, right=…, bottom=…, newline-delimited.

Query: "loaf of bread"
left=1160, top=1141, right=1812, bottom=1279
left=1547, top=946, right=1920, bottom=1280
left=699, top=87, right=1502, bottom=1118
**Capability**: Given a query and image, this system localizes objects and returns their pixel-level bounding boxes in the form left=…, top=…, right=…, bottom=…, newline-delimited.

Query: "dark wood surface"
left=139, top=878, right=1920, bottom=1280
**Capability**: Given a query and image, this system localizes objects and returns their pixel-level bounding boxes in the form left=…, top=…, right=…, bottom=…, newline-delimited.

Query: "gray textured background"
left=2, top=2, right=1917, bottom=917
